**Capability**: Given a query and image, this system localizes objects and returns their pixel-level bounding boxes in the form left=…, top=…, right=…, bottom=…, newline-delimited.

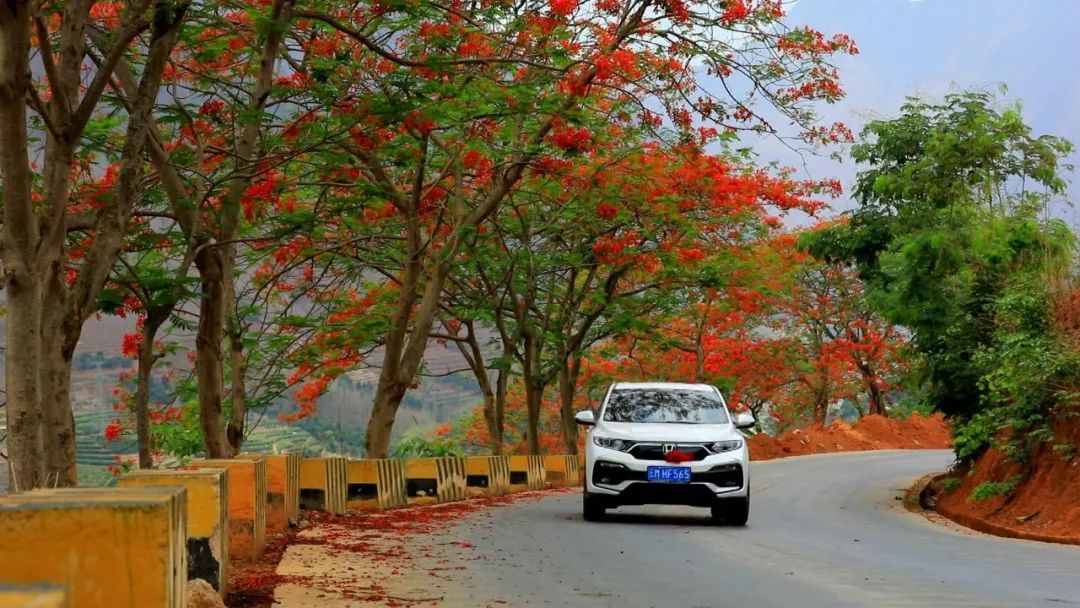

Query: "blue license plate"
left=647, top=466, right=691, bottom=484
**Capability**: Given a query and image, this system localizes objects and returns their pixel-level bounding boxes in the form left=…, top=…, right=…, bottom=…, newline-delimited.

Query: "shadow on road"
left=573, top=507, right=733, bottom=527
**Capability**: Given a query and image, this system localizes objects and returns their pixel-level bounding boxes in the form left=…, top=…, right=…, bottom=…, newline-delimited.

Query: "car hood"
left=592, top=421, right=742, bottom=443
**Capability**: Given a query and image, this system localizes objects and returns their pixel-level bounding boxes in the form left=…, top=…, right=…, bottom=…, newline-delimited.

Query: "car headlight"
left=592, top=436, right=633, bottom=451
left=710, top=439, right=743, bottom=453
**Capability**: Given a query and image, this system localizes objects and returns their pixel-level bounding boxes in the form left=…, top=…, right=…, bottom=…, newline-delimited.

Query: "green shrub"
left=390, top=434, right=464, bottom=459
left=971, top=475, right=1021, bottom=501
left=940, top=477, right=962, bottom=493
left=951, top=410, right=997, bottom=465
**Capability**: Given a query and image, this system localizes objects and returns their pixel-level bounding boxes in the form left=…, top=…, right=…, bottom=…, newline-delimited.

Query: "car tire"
left=583, top=492, right=608, bottom=522
left=711, top=494, right=750, bottom=526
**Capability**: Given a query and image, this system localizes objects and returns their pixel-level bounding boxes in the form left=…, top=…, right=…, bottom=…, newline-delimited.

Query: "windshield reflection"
left=602, top=389, right=730, bottom=424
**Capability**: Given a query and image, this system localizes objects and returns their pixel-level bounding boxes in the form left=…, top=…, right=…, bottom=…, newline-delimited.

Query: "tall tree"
left=802, top=92, right=1075, bottom=421
left=281, top=0, right=856, bottom=458
left=0, top=0, right=187, bottom=488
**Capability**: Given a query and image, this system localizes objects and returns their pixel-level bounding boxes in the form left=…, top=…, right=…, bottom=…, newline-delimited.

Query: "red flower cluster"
left=596, top=202, right=618, bottom=219
left=549, top=0, right=578, bottom=18
left=103, top=419, right=125, bottom=442
left=199, top=99, right=225, bottom=115
left=548, top=123, right=591, bottom=152
left=720, top=0, right=750, bottom=24
left=121, top=332, right=141, bottom=359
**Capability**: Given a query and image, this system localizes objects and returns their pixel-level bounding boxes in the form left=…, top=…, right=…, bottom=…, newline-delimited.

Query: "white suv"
left=575, top=382, right=754, bottom=525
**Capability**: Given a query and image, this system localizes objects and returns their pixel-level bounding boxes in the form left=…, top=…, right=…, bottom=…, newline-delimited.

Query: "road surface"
left=275, top=450, right=1080, bottom=607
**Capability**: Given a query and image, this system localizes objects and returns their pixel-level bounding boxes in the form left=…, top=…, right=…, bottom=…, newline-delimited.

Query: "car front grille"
left=591, top=461, right=743, bottom=490
left=628, top=443, right=711, bottom=461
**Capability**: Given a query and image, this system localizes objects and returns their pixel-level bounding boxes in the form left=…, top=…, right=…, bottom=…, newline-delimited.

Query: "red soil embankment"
left=934, top=419, right=1080, bottom=545
left=747, top=412, right=951, bottom=461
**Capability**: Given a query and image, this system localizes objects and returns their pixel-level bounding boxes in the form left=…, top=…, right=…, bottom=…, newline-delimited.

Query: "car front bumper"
left=585, top=443, right=749, bottom=505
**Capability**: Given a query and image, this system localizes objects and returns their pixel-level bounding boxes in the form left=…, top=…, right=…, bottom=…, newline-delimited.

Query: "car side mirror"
left=733, top=412, right=756, bottom=430
left=574, top=410, right=596, bottom=426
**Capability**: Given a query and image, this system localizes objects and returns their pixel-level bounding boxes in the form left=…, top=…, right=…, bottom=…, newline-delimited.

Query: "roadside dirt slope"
left=748, top=412, right=950, bottom=460
left=934, top=418, right=1080, bottom=544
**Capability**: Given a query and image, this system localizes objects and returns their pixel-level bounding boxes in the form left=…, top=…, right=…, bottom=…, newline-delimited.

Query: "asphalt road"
left=440, top=450, right=1080, bottom=608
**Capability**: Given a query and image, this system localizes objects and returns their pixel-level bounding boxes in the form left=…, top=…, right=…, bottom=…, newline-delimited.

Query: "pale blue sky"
left=758, top=0, right=1080, bottom=223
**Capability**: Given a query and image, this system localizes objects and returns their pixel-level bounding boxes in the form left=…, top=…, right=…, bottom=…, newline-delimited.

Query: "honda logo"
left=662, top=444, right=677, bottom=454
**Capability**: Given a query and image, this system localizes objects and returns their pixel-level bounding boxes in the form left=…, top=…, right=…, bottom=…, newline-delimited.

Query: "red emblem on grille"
left=664, top=450, right=694, bottom=463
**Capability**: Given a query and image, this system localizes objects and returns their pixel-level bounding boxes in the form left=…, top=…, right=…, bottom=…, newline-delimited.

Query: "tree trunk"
left=133, top=313, right=168, bottom=469
left=866, top=380, right=886, bottom=417
left=449, top=318, right=504, bottom=455
left=856, top=361, right=886, bottom=417
left=39, top=331, right=77, bottom=487
left=365, top=376, right=408, bottom=458
left=225, top=245, right=246, bottom=455
left=479, top=388, right=499, bottom=453
left=364, top=284, right=417, bottom=458
left=3, top=279, right=43, bottom=490
left=492, top=369, right=508, bottom=455
left=0, top=0, right=41, bottom=492
left=195, top=247, right=231, bottom=457
left=524, top=378, right=543, bottom=455
left=813, top=381, right=829, bottom=425
left=557, top=357, right=581, bottom=455
left=365, top=256, right=453, bottom=457
left=520, top=323, right=545, bottom=455
left=227, top=325, right=247, bottom=454
left=194, top=0, right=291, bottom=457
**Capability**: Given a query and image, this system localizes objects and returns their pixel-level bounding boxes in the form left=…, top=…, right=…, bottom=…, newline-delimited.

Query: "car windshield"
left=602, top=388, right=730, bottom=424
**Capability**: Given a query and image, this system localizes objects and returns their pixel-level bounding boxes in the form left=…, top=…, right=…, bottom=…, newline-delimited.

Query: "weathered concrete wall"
left=299, top=457, right=347, bottom=514
left=465, top=456, right=511, bottom=497
left=345, top=459, right=407, bottom=511
left=508, top=455, right=546, bottom=491
left=118, top=468, right=229, bottom=595
left=240, top=453, right=299, bottom=534
left=194, top=458, right=267, bottom=560
left=0, top=488, right=186, bottom=607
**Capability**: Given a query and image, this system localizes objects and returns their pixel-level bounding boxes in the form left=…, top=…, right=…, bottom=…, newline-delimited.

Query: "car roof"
left=611, top=382, right=716, bottom=392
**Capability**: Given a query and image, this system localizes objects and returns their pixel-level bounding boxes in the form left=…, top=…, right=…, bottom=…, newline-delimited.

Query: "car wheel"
left=583, top=492, right=608, bottom=522
left=711, top=494, right=749, bottom=526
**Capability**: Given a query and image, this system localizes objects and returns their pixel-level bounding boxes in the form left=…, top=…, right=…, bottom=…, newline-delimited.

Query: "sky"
left=752, top=0, right=1080, bottom=224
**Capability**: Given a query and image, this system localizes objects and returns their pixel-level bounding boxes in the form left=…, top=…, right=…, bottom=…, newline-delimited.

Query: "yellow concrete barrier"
left=240, top=453, right=300, bottom=534
left=299, top=456, right=348, bottom=514
left=345, top=459, right=407, bottom=511
left=0, top=584, right=69, bottom=608
left=193, top=458, right=267, bottom=560
left=465, top=455, right=511, bottom=497
left=0, top=488, right=187, bottom=607
left=508, top=455, right=546, bottom=492
left=578, top=454, right=586, bottom=484
left=118, top=468, right=229, bottom=595
left=405, top=457, right=467, bottom=504
left=543, top=455, right=581, bottom=487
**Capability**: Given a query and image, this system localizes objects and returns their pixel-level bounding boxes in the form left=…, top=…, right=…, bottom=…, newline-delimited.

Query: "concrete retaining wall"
left=465, top=456, right=511, bottom=497
left=194, top=458, right=267, bottom=560
left=240, top=453, right=300, bottom=534
left=404, top=457, right=467, bottom=504
left=345, top=459, right=408, bottom=511
left=299, top=456, right=348, bottom=514
left=508, top=455, right=546, bottom=491
left=0, top=488, right=187, bottom=607
left=544, top=455, right=581, bottom=487
left=118, top=468, right=230, bottom=595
